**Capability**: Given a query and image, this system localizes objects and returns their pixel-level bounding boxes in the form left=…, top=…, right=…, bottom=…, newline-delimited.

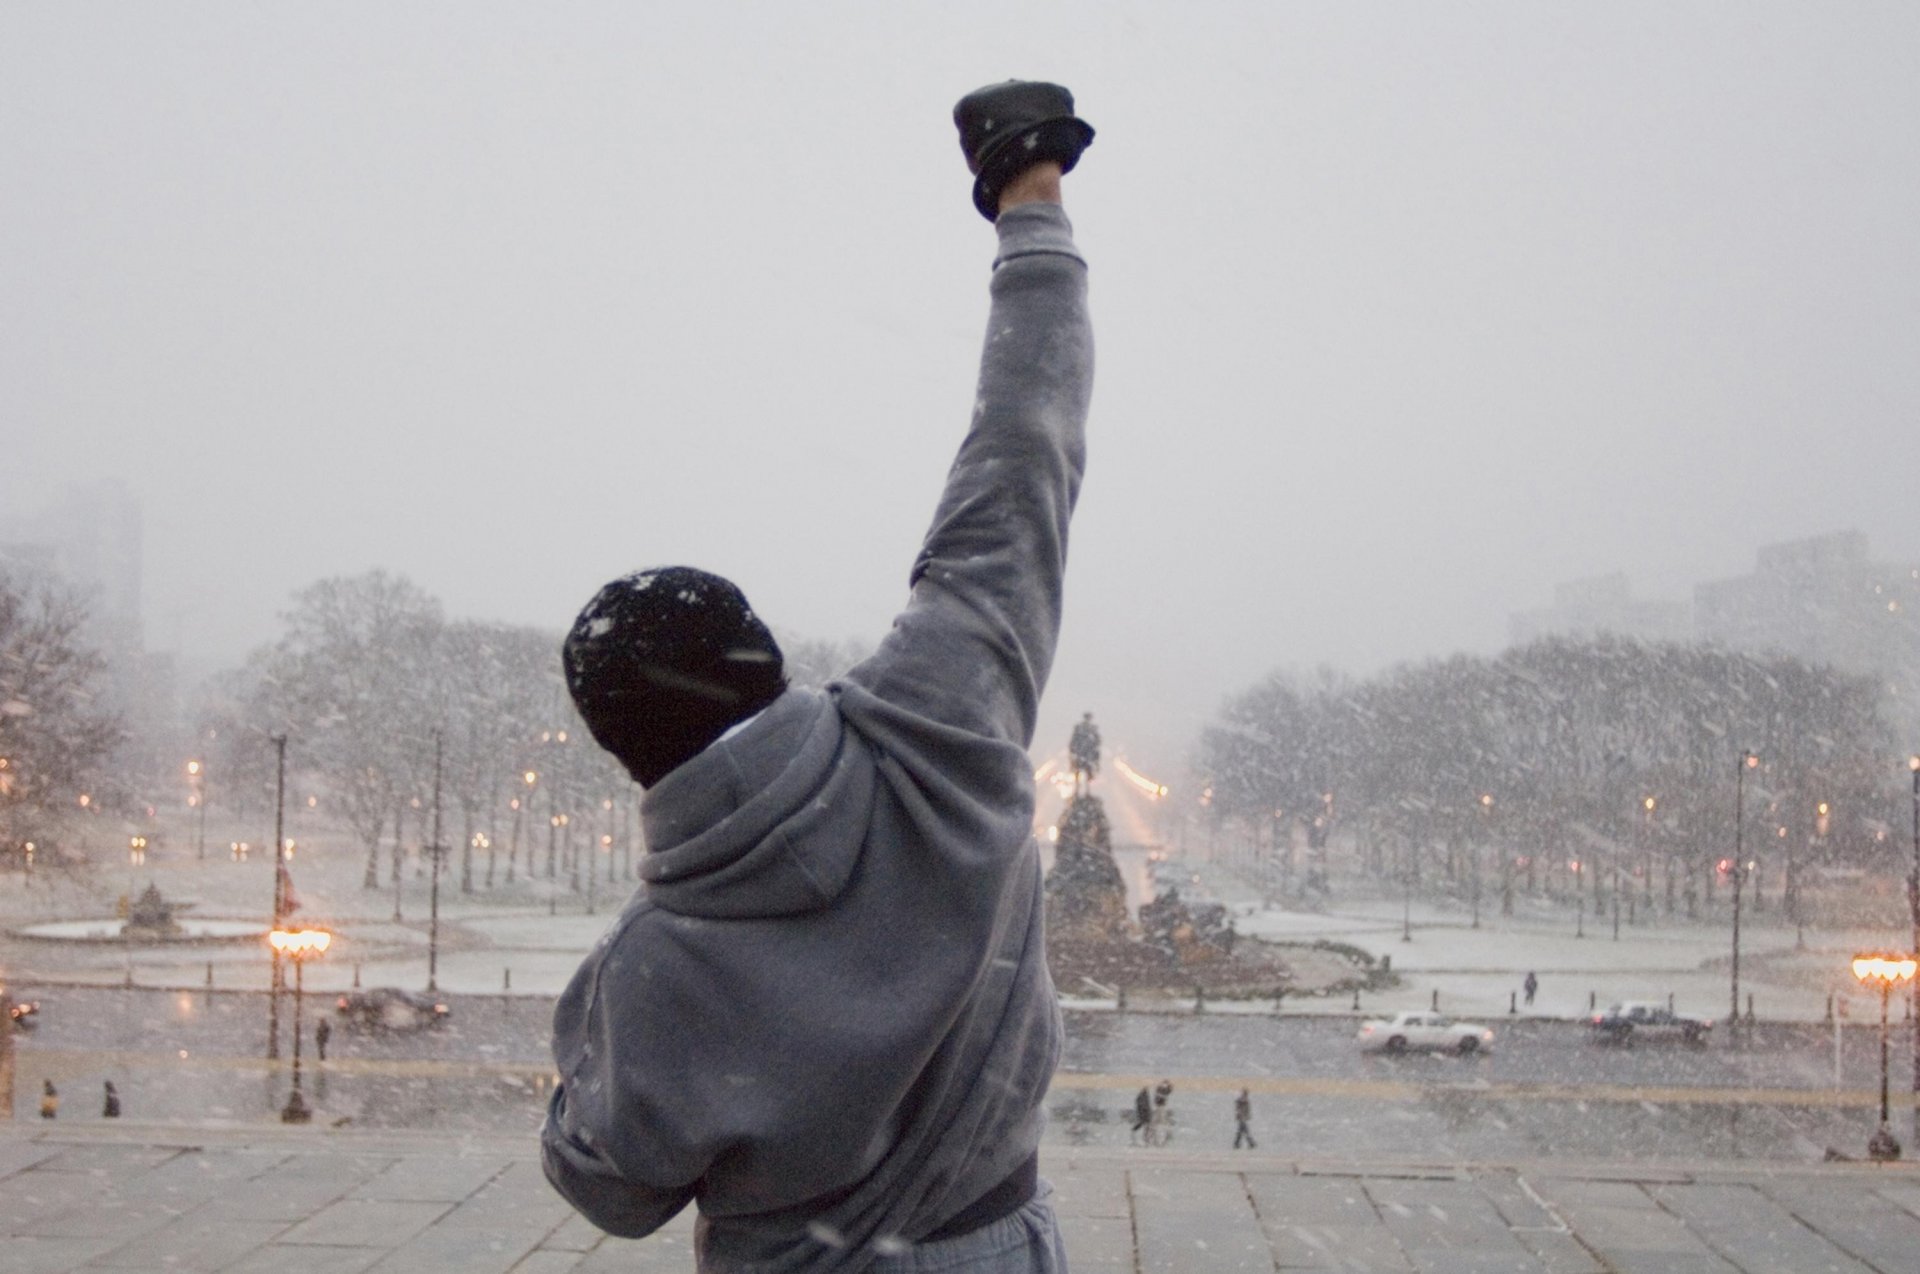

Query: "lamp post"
left=1730, top=750, right=1758, bottom=1044
left=1401, top=839, right=1413, bottom=943
left=1611, top=846, right=1622, bottom=941
left=270, top=927, right=331, bottom=1124
left=1852, top=953, right=1916, bottom=1161
left=266, top=735, right=288, bottom=1061
left=1907, top=755, right=1919, bottom=1142
left=1571, top=858, right=1585, bottom=939
left=1473, top=793, right=1491, bottom=930
left=1642, top=796, right=1657, bottom=919
left=425, top=730, right=446, bottom=994
left=186, top=760, right=206, bottom=859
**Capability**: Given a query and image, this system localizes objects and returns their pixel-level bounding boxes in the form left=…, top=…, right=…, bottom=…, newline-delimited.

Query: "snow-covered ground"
left=4, top=803, right=1912, bottom=1026
left=1176, top=854, right=1913, bottom=1026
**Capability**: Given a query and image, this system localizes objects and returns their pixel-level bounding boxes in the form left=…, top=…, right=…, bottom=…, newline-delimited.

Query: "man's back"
left=543, top=148, right=1094, bottom=1270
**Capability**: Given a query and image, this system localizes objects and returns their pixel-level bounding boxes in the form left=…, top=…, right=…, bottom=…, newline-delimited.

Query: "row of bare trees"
left=1195, top=635, right=1907, bottom=920
left=0, top=569, right=123, bottom=869
left=199, top=571, right=628, bottom=893
left=200, top=570, right=869, bottom=894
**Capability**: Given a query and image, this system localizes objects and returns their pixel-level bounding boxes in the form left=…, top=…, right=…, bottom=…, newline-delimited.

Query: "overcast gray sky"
left=5, top=3, right=1916, bottom=778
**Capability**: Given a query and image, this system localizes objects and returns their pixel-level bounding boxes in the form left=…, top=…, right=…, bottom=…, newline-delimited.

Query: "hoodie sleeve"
left=541, top=952, right=698, bottom=1238
left=541, top=1086, right=695, bottom=1239
left=845, top=201, right=1092, bottom=751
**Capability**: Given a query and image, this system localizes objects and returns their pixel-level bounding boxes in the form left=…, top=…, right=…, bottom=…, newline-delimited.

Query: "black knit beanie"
left=562, top=567, right=787, bottom=788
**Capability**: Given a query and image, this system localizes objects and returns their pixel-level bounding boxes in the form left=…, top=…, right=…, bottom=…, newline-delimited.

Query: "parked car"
left=1589, top=1001, right=1712, bottom=1046
left=1357, top=1010, right=1495, bottom=1055
left=7, top=999, right=38, bottom=1032
left=335, top=988, right=450, bottom=1032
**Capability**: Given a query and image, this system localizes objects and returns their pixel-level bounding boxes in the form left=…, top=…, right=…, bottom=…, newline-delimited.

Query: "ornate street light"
left=270, top=927, right=332, bottom=1124
left=1851, top=953, right=1917, bottom=1161
left=425, top=730, right=447, bottom=993
left=1907, top=755, right=1919, bottom=1139
left=186, top=760, right=206, bottom=859
left=1729, top=750, right=1759, bottom=1043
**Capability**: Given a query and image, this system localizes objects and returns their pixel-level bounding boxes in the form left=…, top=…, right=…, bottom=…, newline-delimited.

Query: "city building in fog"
left=1508, top=572, right=1693, bottom=647
left=1512, top=531, right=1920, bottom=735
left=1, top=481, right=180, bottom=770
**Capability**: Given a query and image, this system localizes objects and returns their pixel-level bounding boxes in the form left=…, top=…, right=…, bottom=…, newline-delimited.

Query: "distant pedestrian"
left=315, top=1016, right=331, bottom=1062
left=1523, top=971, right=1539, bottom=1007
left=1129, top=1086, right=1152, bottom=1145
left=40, top=1079, right=58, bottom=1120
left=1147, top=1080, right=1175, bottom=1147
left=1232, top=1088, right=1256, bottom=1150
left=102, top=1081, right=120, bottom=1118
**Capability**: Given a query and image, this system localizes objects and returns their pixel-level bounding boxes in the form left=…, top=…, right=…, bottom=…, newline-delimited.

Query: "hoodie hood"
left=639, top=688, right=873, bottom=919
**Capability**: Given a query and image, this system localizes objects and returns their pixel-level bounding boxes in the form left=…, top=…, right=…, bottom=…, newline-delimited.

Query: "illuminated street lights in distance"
left=269, top=928, right=332, bottom=958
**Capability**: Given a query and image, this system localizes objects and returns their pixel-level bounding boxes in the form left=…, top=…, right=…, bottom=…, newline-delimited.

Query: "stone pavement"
left=3, top=1123, right=1920, bottom=1273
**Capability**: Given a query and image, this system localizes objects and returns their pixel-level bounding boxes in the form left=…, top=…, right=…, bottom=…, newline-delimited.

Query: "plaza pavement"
left=4, top=1121, right=1920, bottom=1273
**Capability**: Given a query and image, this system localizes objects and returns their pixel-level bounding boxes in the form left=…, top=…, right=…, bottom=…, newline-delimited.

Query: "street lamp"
left=425, top=730, right=447, bottom=994
left=266, top=734, right=288, bottom=1061
left=1473, top=793, right=1491, bottom=929
left=1401, top=838, right=1413, bottom=943
left=270, top=927, right=331, bottom=1124
left=1907, top=755, right=1919, bottom=1141
left=1851, top=953, right=1916, bottom=1161
left=1570, top=859, right=1585, bottom=938
left=1730, top=750, right=1759, bottom=1043
left=1642, top=796, right=1657, bottom=919
left=186, top=760, right=206, bottom=859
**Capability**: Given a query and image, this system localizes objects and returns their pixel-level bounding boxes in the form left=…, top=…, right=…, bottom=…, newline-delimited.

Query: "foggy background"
left=5, top=2, right=1916, bottom=776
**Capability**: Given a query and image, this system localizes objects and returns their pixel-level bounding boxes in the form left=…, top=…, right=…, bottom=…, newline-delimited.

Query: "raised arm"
left=843, top=190, right=1092, bottom=749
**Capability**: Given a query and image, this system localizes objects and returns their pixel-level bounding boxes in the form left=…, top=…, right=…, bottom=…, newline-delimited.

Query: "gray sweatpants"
left=866, top=1188, right=1067, bottom=1273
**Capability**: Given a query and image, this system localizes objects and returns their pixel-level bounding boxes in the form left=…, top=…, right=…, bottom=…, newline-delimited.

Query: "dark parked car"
left=335, top=988, right=450, bottom=1032
left=1590, top=1000, right=1711, bottom=1046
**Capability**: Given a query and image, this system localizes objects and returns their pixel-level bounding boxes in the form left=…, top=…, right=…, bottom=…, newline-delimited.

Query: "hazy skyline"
left=6, top=4, right=1917, bottom=776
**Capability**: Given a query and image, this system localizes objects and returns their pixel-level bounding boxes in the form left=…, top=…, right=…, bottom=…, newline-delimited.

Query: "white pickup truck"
left=1356, top=1010, right=1496, bottom=1055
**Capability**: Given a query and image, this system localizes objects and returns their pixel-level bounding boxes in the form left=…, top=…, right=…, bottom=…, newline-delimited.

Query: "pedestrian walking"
left=1233, top=1088, right=1256, bottom=1150
left=40, top=1079, right=57, bottom=1119
left=1523, top=971, right=1539, bottom=1007
left=542, top=78, right=1096, bottom=1270
left=1129, top=1086, right=1152, bottom=1145
left=315, top=1016, right=331, bottom=1062
left=1147, top=1080, right=1175, bottom=1147
left=102, top=1081, right=120, bottom=1118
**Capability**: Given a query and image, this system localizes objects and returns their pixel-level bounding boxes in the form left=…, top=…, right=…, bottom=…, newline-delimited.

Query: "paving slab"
left=507, top=1253, right=585, bottom=1274
left=217, top=1245, right=388, bottom=1274
left=366, top=1222, right=547, bottom=1274
left=570, top=1230, right=700, bottom=1272
left=85, top=1216, right=286, bottom=1271
left=2, top=1234, right=127, bottom=1274
left=1131, top=1168, right=1274, bottom=1272
left=1648, top=1180, right=1881, bottom=1274
left=0, top=1140, right=63, bottom=1179
left=189, top=1170, right=363, bottom=1222
left=277, top=1197, right=451, bottom=1247
left=536, top=1208, right=608, bottom=1253
left=30, top=1143, right=181, bottom=1177
left=7, top=1127, right=1920, bottom=1274
left=1054, top=1211, right=1135, bottom=1271
left=1506, top=1229, right=1604, bottom=1274
left=350, top=1152, right=511, bottom=1202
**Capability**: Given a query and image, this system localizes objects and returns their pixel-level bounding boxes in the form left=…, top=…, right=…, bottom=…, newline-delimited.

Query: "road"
left=13, top=985, right=1918, bottom=1163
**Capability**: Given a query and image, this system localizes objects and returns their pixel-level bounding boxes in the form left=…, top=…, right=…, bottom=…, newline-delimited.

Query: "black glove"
left=953, top=80, right=1094, bottom=222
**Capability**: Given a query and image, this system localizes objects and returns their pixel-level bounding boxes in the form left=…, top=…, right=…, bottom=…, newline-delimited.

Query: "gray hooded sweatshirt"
left=542, top=201, right=1092, bottom=1272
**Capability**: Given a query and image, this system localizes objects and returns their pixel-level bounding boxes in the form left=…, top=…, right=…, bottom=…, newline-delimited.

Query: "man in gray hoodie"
left=543, top=80, right=1094, bottom=1272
